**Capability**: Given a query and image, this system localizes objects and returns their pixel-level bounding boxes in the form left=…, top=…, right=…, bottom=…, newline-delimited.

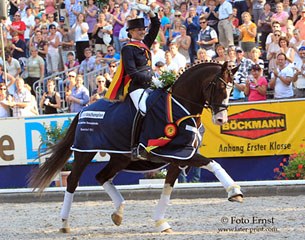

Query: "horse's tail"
left=28, top=113, right=79, bottom=193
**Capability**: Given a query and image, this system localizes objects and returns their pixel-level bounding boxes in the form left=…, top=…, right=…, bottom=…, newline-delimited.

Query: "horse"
left=29, top=61, right=242, bottom=233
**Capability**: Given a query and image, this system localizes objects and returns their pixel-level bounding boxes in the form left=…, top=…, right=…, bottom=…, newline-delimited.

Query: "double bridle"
left=170, top=70, right=233, bottom=115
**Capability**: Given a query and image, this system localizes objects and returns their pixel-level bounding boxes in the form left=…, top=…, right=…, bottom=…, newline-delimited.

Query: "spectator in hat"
left=244, top=64, right=268, bottom=101
left=154, top=61, right=165, bottom=79
left=232, top=47, right=254, bottom=101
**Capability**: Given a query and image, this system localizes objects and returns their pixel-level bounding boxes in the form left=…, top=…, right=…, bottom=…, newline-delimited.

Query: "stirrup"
left=131, top=145, right=147, bottom=161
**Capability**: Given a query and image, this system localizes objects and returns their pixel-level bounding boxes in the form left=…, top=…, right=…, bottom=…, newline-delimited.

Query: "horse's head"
left=171, top=61, right=238, bottom=125
left=209, top=61, right=238, bottom=125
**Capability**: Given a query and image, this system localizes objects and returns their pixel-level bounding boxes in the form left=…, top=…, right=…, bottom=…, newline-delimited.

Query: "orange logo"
left=221, top=109, right=286, bottom=140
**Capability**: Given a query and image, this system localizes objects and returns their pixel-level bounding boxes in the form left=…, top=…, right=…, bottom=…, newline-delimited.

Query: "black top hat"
left=127, top=18, right=146, bottom=31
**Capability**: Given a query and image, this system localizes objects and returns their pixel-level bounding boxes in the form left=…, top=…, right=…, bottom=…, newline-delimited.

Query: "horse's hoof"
left=227, top=185, right=243, bottom=203
left=59, top=227, right=71, bottom=233
left=162, top=228, right=174, bottom=233
left=229, top=195, right=243, bottom=203
left=111, top=212, right=123, bottom=226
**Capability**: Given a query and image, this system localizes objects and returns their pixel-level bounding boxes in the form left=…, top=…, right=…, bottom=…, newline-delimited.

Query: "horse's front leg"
left=60, top=152, right=96, bottom=233
left=196, top=154, right=243, bottom=202
left=153, top=164, right=181, bottom=233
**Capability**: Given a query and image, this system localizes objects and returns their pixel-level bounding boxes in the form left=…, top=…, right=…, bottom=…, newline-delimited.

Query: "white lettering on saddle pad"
left=79, top=111, right=105, bottom=119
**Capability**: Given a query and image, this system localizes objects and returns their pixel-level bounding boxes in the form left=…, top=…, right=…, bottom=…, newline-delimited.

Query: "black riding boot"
left=131, top=110, right=146, bottom=160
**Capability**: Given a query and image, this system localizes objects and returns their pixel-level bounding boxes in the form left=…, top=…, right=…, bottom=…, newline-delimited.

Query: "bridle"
left=205, top=70, right=234, bottom=115
left=169, top=69, right=233, bottom=115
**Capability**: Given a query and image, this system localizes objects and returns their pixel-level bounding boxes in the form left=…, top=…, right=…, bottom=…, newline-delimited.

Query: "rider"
left=105, top=4, right=160, bottom=160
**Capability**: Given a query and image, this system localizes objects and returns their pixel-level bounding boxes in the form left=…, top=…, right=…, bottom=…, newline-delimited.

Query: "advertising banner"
left=199, top=99, right=305, bottom=158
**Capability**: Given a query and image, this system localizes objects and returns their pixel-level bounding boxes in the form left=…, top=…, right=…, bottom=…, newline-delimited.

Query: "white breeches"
left=129, top=89, right=149, bottom=114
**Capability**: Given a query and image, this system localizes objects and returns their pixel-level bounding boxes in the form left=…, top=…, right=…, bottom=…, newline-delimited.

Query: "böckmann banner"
left=199, top=99, right=305, bottom=158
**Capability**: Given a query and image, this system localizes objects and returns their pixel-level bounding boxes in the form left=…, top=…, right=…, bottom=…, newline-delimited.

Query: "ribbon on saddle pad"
left=105, top=41, right=151, bottom=100
left=145, top=93, right=201, bottom=153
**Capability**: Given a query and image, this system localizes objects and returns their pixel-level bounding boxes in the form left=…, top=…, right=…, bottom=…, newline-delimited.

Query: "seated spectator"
left=196, top=48, right=211, bottom=63
left=266, top=21, right=285, bottom=51
left=60, top=27, right=75, bottom=67
left=164, top=50, right=179, bottom=75
left=64, top=52, right=79, bottom=73
left=279, top=36, right=295, bottom=64
left=169, top=42, right=187, bottom=72
left=176, top=25, right=191, bottom=65
left=244, top=64, right=268, bottom=101
left=11, top=32, right=26, bottom=60
left=213, top=44, right=229, bottom=64
left=292, top=46, right=305, bottom=98
left=10, top=77, right=33, bottom=117
left=290, top=29, right=305, bottom=67
left=24, top=83, right=39, bottom=115
left=0, top=63, right=16, bottom=96
left=39, top=79, right=61, bottom=114
left=66, top=75, right=89, bottom=113
left=78, top=48, right=95, bottom=75
left=151, top=40, right=165, bottom=70
left=227, top=60, right=236, bottom=71
left=227, top=45, right=237, bottom=62
left=267, top=30, right=282, bottom=73
left=250, top=47, right=265, bottom=70
left=269, top=53, right=294, bottom=99
left=104, top=61, right=118, bottom=88
left=103, top=45, right=121, bottom=62
left=90, top=76, right=108, bottom=104
left=0, top=83, right=12, bottom=118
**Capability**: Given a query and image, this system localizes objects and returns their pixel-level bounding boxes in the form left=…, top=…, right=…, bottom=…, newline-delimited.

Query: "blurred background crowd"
left=0, top=0, right=305, bottom=119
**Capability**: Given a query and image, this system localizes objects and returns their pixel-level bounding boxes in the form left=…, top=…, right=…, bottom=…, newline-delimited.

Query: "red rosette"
left=164, top=123, right=178, bottom=138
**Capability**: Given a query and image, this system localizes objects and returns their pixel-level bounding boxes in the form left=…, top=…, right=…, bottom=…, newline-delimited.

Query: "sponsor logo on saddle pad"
left=79, top=111, right=105, bottom=119
left=220, top=109, right=286, bottom=140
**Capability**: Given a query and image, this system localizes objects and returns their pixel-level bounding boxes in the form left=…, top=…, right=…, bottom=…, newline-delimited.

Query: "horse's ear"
left=222, top=61, right=229, bottom=71
left=231, top=65, right=239, bottom=76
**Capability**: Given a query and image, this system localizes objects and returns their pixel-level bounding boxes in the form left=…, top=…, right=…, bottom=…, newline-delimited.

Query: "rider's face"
left=130, top=28, right=146, bottom=40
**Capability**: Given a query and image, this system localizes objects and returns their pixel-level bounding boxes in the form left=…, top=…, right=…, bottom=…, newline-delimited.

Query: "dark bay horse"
left=29, top=61, right=242, bottom=233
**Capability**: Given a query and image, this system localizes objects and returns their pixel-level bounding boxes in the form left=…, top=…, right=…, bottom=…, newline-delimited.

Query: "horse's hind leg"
left=60, top=151, right=96, bottom=233
left=95, top=154, right=131, bottom=226
left=153, top=164, right=181, bottom=233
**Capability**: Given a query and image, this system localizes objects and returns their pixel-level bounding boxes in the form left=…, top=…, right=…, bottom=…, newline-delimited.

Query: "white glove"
left=152, top=76, right=163, bottom=88
left=132, top=3, right=151, bottom=14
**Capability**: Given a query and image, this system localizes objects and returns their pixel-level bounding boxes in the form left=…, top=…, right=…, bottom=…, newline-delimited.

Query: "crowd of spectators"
left=1, top=0, right=305, bottom=118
